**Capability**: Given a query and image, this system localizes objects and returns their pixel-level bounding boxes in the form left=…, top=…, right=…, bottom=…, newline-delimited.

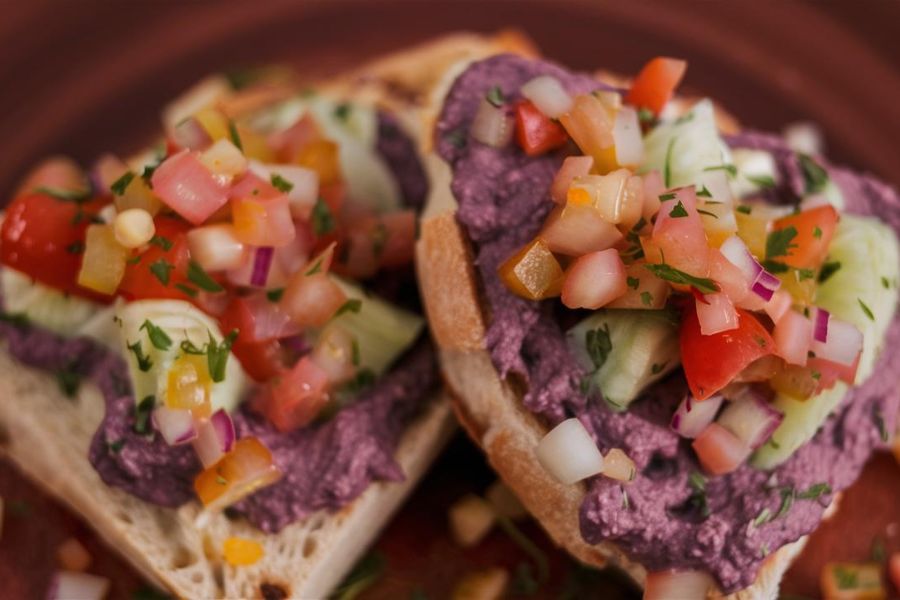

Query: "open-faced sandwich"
left=416, top=50, right=900, bottom=598
left=0, top=32, right=535, bottom=599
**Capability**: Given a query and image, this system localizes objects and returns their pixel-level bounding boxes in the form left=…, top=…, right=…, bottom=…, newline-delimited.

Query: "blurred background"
left=1, top=1, right=898, bottom=598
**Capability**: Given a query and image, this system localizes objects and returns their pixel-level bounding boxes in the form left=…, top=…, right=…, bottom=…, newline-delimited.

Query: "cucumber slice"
left=247, top=94, right=401, bottom=214
left=752, top=215, right=899, bottom=468
left=0, top=268, right=102, bottom=337
left=116, top=299, right=247, bottom=414
left=330, top=278, right=424, bottom=376
left=640, top=99, right=733, bottom=188
left=566, top=309, right=680, bottom=411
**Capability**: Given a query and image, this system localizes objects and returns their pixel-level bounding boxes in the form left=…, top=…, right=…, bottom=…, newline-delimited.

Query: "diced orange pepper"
left=294, top=139, right=340, bottom=185
left=497, top=239, right=564, bottom=300
left=222, top=537, right=265, bottom=567
left=194, top=437, right=282, bottom=511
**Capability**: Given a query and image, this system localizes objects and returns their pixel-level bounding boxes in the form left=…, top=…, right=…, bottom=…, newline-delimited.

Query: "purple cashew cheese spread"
left=0, top=110, right=436, bottom=533
left=437, top=54, right=900, bottom=592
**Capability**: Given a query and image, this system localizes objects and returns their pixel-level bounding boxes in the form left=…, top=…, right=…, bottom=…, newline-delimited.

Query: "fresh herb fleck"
left=752, top=507, right=772, bottom=527
left=485, top=85, right=505, bottom=108
left=270, top=173, right=294, bottom=193
left=858, top=298, right=875, bottom=321
left=747, top=174, right=776, bottom=188
left=228, top=120, right=243, bottom=151
left=187, top=260, right=224, bottom=292
left=332, top=552, right=385, bottom=600
left=882, top=276, right=891, bottom=289
left=736, top=205, right=752, bottom=215
left=444, top=128, right=467, bottom=149
left=813, top=225, right=823, bottom=239
left=766, top=226, right=798, bottom=259
left=833, top=565, right=858, bottom=590
left=66, top=241, right=85, bottom=254
left=797, top=153, right=829, bottom=194
left=333, top=102, right=352, bottom=122
left=311, top=198, right=335, bottom=236
left=626, top=276, right=640, bottom=290
left=696, top=209, right=718, bottom=219
left=585, top=324, right=613, bottom=371
left=644, top=263, right=719, bottom=294
left=133, top=395, right=155, bottom=434
left=140, top=320, right=173, bottom=351
left=107, top=439, right=126, bottom=454
left=56, top=369, right=81, bottom=397
left=637, top=107, right=656, bottom=125
left=641, top=291, right=653, bottom=306
left=663, top=137, right=677, bottom=187
left=669, top=201, right=689, bottom=218
left=818, top=261, right=842, bottom=283
left=335, top=298, right=362, bottom=317
left=110, top=171, right=135, bottom=196
left=651, top=362, right=667, bottom=375
left=207, top=330, right=237, bottom=383
left=266, top=288, right=285, bottom=302
left=0, top=312, right=29, bottom=327
left=35, top=186, right=92, bottom=202
left=658, top=192, right=676, bottom=201
left=703, top=164, right=738, bottom=177
left=149, top=259, right=174, bottom=286
left=874, top=408, right=889, bottom=443
left=150, top=235, right=173, bottom=251
left=696, top=185, right=712, bottom=198
left=795, top=482, right=831, bottom=500
left=305, top=257, right=324, bottom=276
left=175, top=283, right=198, bottom=298
left=797, top=268, right=815, bottom=281
left=127, top=340, right=153, bottom=371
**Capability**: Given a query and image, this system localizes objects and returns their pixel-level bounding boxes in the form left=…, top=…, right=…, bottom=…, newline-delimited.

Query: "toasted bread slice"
left=0, top=31, right=537, bottom=599
left=414, top=50, right=820, bottom=599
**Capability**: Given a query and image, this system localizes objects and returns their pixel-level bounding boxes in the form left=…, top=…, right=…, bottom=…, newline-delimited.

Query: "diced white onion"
left=783, top=121, right=824, bottom=156
left=520, top=75, right=573, bottom=119
left=774, top=310, right=811, bottom=366
left=471, top=99, right=514, bottom=148
left=644, top=570, right=714, bottom=600
left=113, top=208, right=155, bottom=249
left=763, top=290, right=793, bottom=324
left=172, top=117, right=212, bottom=151
left=612, top=106, right=644, bottom=167
left=187, top=224, right=248, bottom=272
left=717, top=389, right=783, bottom=450
left=720, top=235, right=762, bottom=283
left=670, top=394, right=724, bottom=439
left=48, top=571, right=110, bottom=600
left=810, top=317, right=863, bottom=366
left=536, top=418, right=604, bottom=485
left=310, top=324, right=356, bottom=384
left=696, top=292, right=739, bottom=335
left=271, top=165, right=319, bottom=218
left=152, top=406, right=197, bottom=446
left=199, top=139, right=248, bottom=179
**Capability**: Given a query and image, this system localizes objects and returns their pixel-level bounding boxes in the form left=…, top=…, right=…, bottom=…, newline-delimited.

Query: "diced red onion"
left=811, top=307, right=830, bottom=343
left=751, top=268, right=781, bottom=302
left=696, top=292, right=739, bottom=335
left=645, top=570, right=713, bottom=600
left=227, top=250, right=287, bottom=289
left=152, top=406, right=197, bottom=446
left=471, top=99, right=514, bottom=148
left=241, top=293, right=303, bottom=342
left=521, top=75, right=573, bottom=119
left=670, top=394, right=724, bottom=439
left=192, top=419, right=224, bottom=468
left=47, top=571, right=110, bottom=600
left=774, top=310, right=812, bottom=366
left=612, top=106, right=643, bottom=166
left=763, top=290, right=792, bottom=324
left=210, top=409, right=235, bottom=453
left=275, top=223, right=313, bottom=274
left=720, top=236, right=762, bottom=283
left=810, top=317, right=863, bottom=366
left=716, top=389, right=784, bottom=450
left=250, top=247, right=275, bottom=287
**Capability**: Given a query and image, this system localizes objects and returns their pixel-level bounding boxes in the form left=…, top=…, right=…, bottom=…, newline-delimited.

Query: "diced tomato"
left=770, top=205, right=839, bottom=269
left=270, top=114, right=322, bottom=163
left=680, top=305, right=775, bottom=399
left=256, top=356, right=330, bottom=432
left=0, top=192, right=109, bottom=300
left=692, top=423, right=751, bottom=475
left=334, top=210, right=415, bottom=279
left=280, top=272, right=346, bottom=328
left=561, top=249, right=627, bottom=309
left=651, top=187, right=710, bottom=278
left=625, top=57, right=687, bottom=115
left=231, top=338, right=286, bottom=383
left=118, top=216, right=209, bottom=303
left=514, top=100, right=569, bottom=156
left=219, top=294, right=300, bottom=344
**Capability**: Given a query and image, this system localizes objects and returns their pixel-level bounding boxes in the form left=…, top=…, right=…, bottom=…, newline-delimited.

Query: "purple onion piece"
left=813, top=307, right=830, bottom=343
left=250, top=247, right=275, bottom=287
left=670, top=394, right=724, bottom=439
left=210, top=408, right=236, bottom=453
left=751, top=280, right=776, bottom=302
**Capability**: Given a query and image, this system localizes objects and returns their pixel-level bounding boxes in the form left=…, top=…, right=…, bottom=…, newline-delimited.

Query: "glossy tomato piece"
left=0, top=192, right=108, bottom=300
left=625, top=57, right=687, bottom=116
left=231, top=338, right=286, bottom=382
left=256, top=356, right=330, bottom=431
left=770, top=205, right=838, bottom=269
left=680, top=305, right=775, bottom=400
left=193, top=437, right=281, bottom=511
left=514, top=100, right=569, bottom=156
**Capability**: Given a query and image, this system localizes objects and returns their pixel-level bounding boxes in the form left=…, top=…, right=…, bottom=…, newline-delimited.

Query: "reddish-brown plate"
left=1, top=2, right=898, bottom=599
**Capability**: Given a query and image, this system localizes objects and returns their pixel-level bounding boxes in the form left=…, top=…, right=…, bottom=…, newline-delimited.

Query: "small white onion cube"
left=536, top=418, right=604, bottom=485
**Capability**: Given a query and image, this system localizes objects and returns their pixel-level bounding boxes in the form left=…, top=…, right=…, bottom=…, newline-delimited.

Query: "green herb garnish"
left=110, top=171, right=135, bottom=196
left=858, top=298, right=875, bottom=321
left=696, top=185, right=713, bottom=198
left=644, top=263, right=719, bottom=294
left=766, top=226, right=798, bottom=259
left=444, top=128, right=467, bottom=149
left=175, top=283, right=198, bottom=298
left=311, top=198, right=335, bottom=236
left=333, top=102, right=352, bottom=122
left=833, top=565, right=858, bottom=590
left=797, top=268, right=815, bottom=281
left=873, top=408, right=889, bottom=443
left=658, top=192, right=676, bottom=201
left=696, top=209, right=718, bottom=219
left=270, top=173, right=294, bottom=193
left=585, top=324, right=613, bottom=371
left=66, top=241, right=85, bottom=254
left=669, top=201, right=689, bottom=218
left=133, top=395, right=155, bottom=434
left=485, top=85, right=505, bottom=108
left=813, top=225, right=823, bottom=239
left=127, top=340, right=153, bottom=371
left=795, top=482, right=831, bottom=500
left=663, top=137, right=677, bottom=187
left=641, top=291, right=653, bottom=306
left=797, top=153, right=829, bottom=194
left=818, top=261, right=842, bottom=283
left=626, top=276, right=640, bottom=290
left=703, top=164, right=738, bottom=177
left=747, top=174, right=776, bottom=188
left=207, top=330, right=237, bottom=383
left=335, top=299, right=362, bottom=317
left=107, top=439, right=126, bottom=454
left=752, top=507, right=772, bottom=527
left=187, top=260, right=224, bottom=292
left=140, top=320, right=173, bottom=351
left=332, top=552, right=385, bottom=600
left=651, top=362, right=667, bottom=375
left=228, top=119, right=243, bottom=151
left=56, top=369, right=81, bottom=398
left=34, top=186, right=92, bottom=202
left=266, top=288, right=285, bottom=302
left=150, top=235, right=173, bottom=251
left=736, top=205, right=752, bottom=215
left=149, top=259, right=174, bottom=286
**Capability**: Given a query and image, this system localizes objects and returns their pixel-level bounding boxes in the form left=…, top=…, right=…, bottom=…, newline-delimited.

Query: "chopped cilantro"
left=797, top=268, right=815, bottom=281
left=736, top=205, right=753, bottom=215
left=335, top=298, right=362, bottom=317
left=882, top=276, right=891, bottom=289
left=179, top=339, right=206, bottom=355
left=56, top=369, right=81, bottom=397
left=305, top=257, right=324, bottom=276
left=187, top=260, right=224, bottom=292
left=140, top=319, right=173, bottom=351
left=752, top=507, right=772, bottom=527
left=228, top=119, right=243, bottom=151
left=0, top=312, right=29, bottom=327
left=127, top=340, right=153, bottom=371
left=813, top=225, right=823, bottom=239
left=34, top=186, right=92, bottom=202
left=637, top=107, right=656, bottom=125
left=818, top=261, right=842, bottom=283
left=266, top=288, right=285, bottom=302
left=110, top=171, right=135, bottom=196
left=133, top=395, right=155, bottom=434
left=833, top=565, right=858, bottom=590
left=333, top=552, right=385, bottom=599
left=754, top=335, right=768, bottom=348
left=333, top=102, right=352, bottom=122
left=641, top=291, right=653, bottom=306
left=696, top=209, right=718, bottom=219
left=372, top=222, right=389, bottom=257
left=873, top=408, right=889, bottom=443
left=858, top=298, right=875, bottom=321
left=797, top=153, right=829, bottom=194
left=651, top=362, right=667, bottom=375
left=775, top=486, right=794, bottom=518
left=795, top=482, right=831, bottom=500
left=485, top=85, right=505, bottom=107
left=311, top=198, right=335, bottom=236
left=149, top=259, right=174, bottom=286
left=207, top=330, right=237, bottom=383
left=658, top=192, right=676, bottom=201
left=216, top=475, right=228, bottom=486
left=127, top=255, right=143, bottom=265
left=351, top=338, right=360, bottom=367
left=686, top=472, right=710, bottom=518
left=585, top=324, right=613, bottom=371
left=673, top=112, right=694, bottom=125
left=644, top=263, right=719, bottom=294
left=107, top=439, right=126, bottom=454
left=344, top=368, right=376, bottom=394
left=762, top=260, right=789, bottom=274
left=663, top=137, right=677, bottom=187
left=66, top=241, right=85, bottom=254
left=626, top=276, right=640, bottom=290
left=444, top=128, right=467, bottom=149
left=174, top=283, right=198, bottom=298
left=703, top=164, right=738, bottom=177
left=270, top=173, right=294, bottom=193
left=140, top=161, right=161, bottom=186
left=150, top=235, right=173, bottom=251
left=746, top=174, right=776, bottom=188
left=766, top=226, right=798, bottom=259
left=621, top=486, right=630, bottom=510
left=696, top=185, right=713, bottom=198
left=669, top=201, right=689, bottom=218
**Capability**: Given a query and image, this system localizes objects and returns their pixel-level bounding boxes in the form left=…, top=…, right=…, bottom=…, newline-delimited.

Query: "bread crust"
left=0, top=32, right=536, bottom=599
left=414, top=50, right=815, bottom=597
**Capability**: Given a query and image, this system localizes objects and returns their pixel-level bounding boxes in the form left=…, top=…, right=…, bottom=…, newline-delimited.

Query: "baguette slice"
left=0, top=31, right=537, bottom=600
left=415, top=50, right=821, bottom=599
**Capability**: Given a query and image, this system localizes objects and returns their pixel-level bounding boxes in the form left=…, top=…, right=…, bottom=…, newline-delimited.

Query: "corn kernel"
left=222, top=537, right=264, bottom=567
left=113, top=209, right=156, bottom=248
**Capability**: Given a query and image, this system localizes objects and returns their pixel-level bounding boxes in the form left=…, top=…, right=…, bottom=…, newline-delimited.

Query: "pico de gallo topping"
left=0, top=73, right=423, bottom=512
left=483, top=57, right=898, bottom=478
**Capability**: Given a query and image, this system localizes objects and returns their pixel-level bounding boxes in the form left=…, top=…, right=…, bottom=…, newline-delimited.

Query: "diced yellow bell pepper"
left=779, top=268, right=817, bottom=306
left=222, top=537, right=265, bottom=567
left=114, top=175, right=161, bottom=215
left=193, top=107, right=231, bottom=142
left=236, top=127, right=275, bottom=163
left=498, top=239, right=563, bottom=301
left=166, top=354, right=212, bottom=417
left=77, top=224, right=129, bottom=295
left=735, top=210, right=769, bottom=259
